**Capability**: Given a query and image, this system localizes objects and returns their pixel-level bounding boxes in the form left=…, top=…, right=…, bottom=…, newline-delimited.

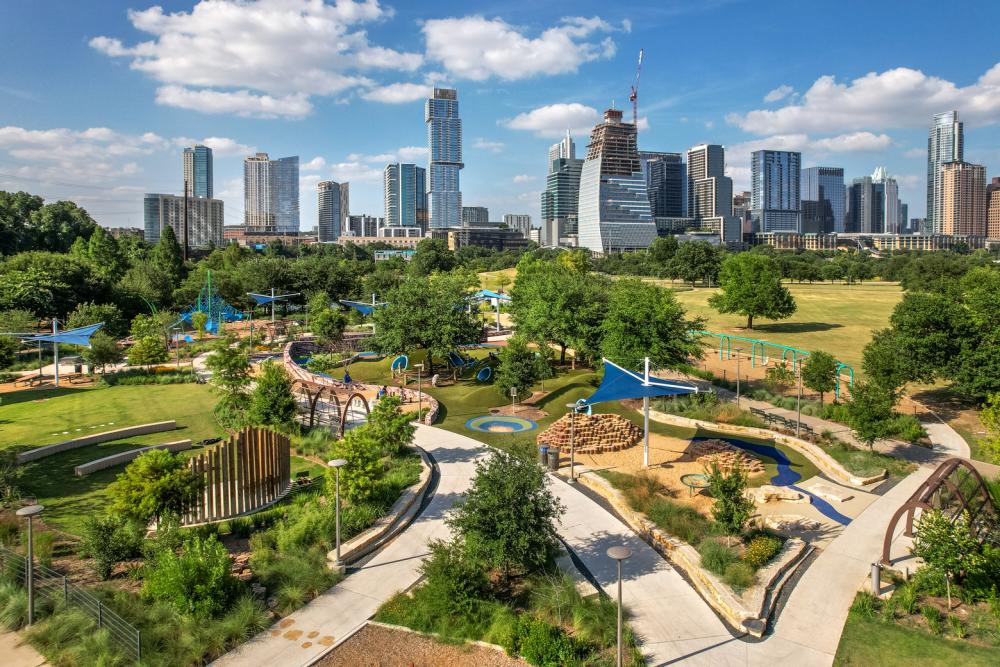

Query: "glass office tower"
left=426, top=88, right=463, bottom=229
left=801, top=166, right=845, bottom=233
left=384, top=163, right=427, bottom=228
left=183, top=145, right=213, bottom=198
left=751, top=150, right=801, bottom=232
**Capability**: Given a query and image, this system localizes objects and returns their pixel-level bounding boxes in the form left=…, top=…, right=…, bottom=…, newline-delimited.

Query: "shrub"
left=142, top=534, right=239, bottom=619
left=305, top=352, right=349, bottom=374
left=723, top=562, right=755, bottom=591
left=742, top=535, right=783, bottom=569
left=895, top=582, right=919, bottom=615
left=366, top=395, right=416, bottom=456
left=706, top=464, right=754, bottom=537
left=108, top=449, right=202, bottom=525
left=947, top=614, right=968, bottom=638
left=921, top=604, right=943, bottom=634
left=34, top=531, right=56, bottom=569
left=0, top=514, right=19, bottom=545
left=419, top=539, right=490, bottom=616
left=698, top=539, right=739, bottom=576
left=646, top=499, right=712, bottom=544
left=850, top=592, right=879, bottom=618
left=246, top=361, right=297, bottom=429
left=327, top=427, right=382, bottom=503
left=80, top=514, right=144, bottom=580
left=100, top=369, right=197, bottom=386
left=509, top=615, right=585, bottom=667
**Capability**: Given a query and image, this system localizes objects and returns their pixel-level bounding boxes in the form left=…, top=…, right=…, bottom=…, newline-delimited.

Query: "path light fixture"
left=565, top=402, right=579, bottom=483
left=16, top=504, right=44, bottom=625
left=327, top=459, right=348, bottom=572
left=414, top=362, right=425, bottom=420
left=510, top=386, right=518, bottom=414
left=607, top=545, right=632, bottom=667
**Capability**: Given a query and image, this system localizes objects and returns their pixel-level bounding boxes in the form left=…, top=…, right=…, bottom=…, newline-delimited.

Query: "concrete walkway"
left=922, top=421, right=971, bottom=459
left=211, top=424, right=486, bottom=667
left=0, top=630, right=47, bottom=667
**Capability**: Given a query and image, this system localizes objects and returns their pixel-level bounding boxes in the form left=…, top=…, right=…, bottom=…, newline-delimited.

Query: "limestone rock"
left=748, top=485, right=810, bottom=504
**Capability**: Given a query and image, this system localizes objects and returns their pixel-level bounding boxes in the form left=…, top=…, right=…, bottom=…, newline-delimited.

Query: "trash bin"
left=538, top=445, right=549, bottom=465
left=547, top=448, right=561, bottom=471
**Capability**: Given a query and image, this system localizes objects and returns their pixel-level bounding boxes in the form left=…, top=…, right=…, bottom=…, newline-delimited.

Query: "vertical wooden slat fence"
left=182, top=427, right=291, bottom=525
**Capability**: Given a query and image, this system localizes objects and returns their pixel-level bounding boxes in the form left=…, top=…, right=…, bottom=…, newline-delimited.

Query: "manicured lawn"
left=670, top=282, right=902, bottom=370
left=835, top=609, right=1000, bottom=666
left=477, top=268, right=517, bottom=292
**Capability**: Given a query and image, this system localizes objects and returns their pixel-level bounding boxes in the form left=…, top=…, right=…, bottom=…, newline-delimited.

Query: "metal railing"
left=0, top=545, right=142, bottom=662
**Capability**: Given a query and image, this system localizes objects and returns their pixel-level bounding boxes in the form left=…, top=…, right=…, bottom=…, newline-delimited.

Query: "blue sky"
left=1, top=0, right=999, bottom=230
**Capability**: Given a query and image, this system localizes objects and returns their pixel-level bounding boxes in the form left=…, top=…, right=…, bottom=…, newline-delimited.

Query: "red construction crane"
left=629, top=48, right=644, bottom=129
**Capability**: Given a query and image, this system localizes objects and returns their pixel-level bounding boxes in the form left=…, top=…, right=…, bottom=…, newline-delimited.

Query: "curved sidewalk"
left=211, top=424, right=486, bottom=667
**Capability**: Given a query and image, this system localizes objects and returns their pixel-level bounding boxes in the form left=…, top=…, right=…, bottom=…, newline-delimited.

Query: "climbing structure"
left=179, top=270, right=243, bottom=334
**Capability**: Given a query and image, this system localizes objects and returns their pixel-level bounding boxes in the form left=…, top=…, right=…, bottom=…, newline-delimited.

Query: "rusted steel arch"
left=881, top=457, right=996, bottom=565
left=339, top=391, right=371, bottom=432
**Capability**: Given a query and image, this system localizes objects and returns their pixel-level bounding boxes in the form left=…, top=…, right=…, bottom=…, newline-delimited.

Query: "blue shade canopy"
left=471, top=289, right=511, bottom=302
left=249, top=292, right=299, bottom=305
left=24, top=322, right=104, bottom=346
left=581, top=359, right=698, bottom=406
left=340, top=300, right=387, bottom=316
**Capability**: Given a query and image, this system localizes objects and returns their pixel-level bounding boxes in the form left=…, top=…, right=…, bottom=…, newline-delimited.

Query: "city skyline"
left=1, top=1, right=999, bottom=231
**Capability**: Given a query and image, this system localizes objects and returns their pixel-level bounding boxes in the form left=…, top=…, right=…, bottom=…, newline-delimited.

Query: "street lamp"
left=16, top=504, right=44, bottom=625
left=565, top=402, right=579, bottom=483
left=170, top=326, right=181, bottom=368
left=414, top=363, right=425, bottom=421
left=607, top=545, right=632, bottom=667
left=510, top=386, right=518, bottom=415
left=734, top=347, right=744, bottom=408
left=327, top=459, right=348, bottom=572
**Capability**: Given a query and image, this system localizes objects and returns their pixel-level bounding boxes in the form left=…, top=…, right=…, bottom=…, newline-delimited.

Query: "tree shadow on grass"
left=752, top=322, right=845, bottom=334
left=0, top=386, right=90, bottom=406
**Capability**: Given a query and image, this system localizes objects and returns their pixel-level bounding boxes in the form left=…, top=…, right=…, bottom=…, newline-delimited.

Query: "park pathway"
left=0, top=630, right=47, bottom=667
left=211, top=424, right=486, bottom=667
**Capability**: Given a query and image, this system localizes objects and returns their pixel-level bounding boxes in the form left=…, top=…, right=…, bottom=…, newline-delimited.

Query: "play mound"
left=537, top=414, right=642, bottom=454
left=689, top=439, right=765, bottom=474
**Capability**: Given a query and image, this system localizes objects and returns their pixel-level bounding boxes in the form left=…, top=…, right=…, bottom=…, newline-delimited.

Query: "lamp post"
left=170, top=326, right=181, bottom=368
left=565, top=402, right=578, bottom=483
left=415, top=363, right=424, bottom=420
left=796, top=360, right=803, bottom=438
left=734, top=347, right=744, bottom=408
left=17, top=504, right=44, bottom=625
left=511, top=386, right=518, bottom=415
left=607, top=545, right=632, bottom=667
left=327, top=459, right=348, bottom=572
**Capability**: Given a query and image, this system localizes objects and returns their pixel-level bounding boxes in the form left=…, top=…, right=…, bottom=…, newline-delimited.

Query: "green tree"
left=82, top=331, right=123, bottom=373
left=311, top=307, right=347, bottom=347
left=108, top=449, right=202, bottom=525
left=247, top=361, right=297, bottom=429
left=328, top=426, right=382, bottom=503
left=84, top=225, right=125, bottom=281
left=366, top=395, right=416, bottom=456
left=670, top=241, right=720, bottom=287
left=649, top=236, right=679, bottom=270
left=912, top=510, right=987, bottom=609
left=0, top=191, right=44, bottom=255
left=494, top=336, right=548, bottom=400
left=128, top=335, right=168, bottom=367
left=206, top=339, right=252, bottom=428
left=763, top=362, right=796, bottom=394
left=708, top=253, right=796, bottom=330
left=27, top=200, right=98, bottom=253
left=142, top=534, right=238, bottom=618
left=706, top=464, right=754, bottom=538
left=447, top=449, right=564, bottom=580
left=820, top=262, right=843, bottom=283
left=409, top=238, right=456, bottom=276
left=599, top=278, right=703, bottom=370
left=801, top=350, right=838, bottom=404
left=0, top=336, right=18, bottom=369
left=0, top=309, right=37, bottom=334
left=191, top=311, right=209, bottom=339
left=861, top=328, right=910, bottom=392
left=0, top=252, right=103, bottom=316
left=846, top=380, right=896, bottom=451
left=976, top=393, right=1000, bottom=465
left=67, top=301, right=126, bottom=339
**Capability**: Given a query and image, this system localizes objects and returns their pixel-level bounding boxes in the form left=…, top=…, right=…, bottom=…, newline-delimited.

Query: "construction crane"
left=629, top=48, right=644, bottom=129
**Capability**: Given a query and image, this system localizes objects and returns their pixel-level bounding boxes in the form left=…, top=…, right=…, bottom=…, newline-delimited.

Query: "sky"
left=1, top=0, right=999, bottom=231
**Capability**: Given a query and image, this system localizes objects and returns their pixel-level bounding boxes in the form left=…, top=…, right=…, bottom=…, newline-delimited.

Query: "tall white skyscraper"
left=426, top=88, right=463, bottom=229
left=244, top=153, right=299, bottom=233
left=182, top=145, right=213, bottom=198
left=548, top=131, right=575, bottom=166
left=927, top=110, right=964, bottom=233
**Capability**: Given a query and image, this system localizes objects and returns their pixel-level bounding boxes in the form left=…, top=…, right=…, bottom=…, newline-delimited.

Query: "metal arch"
left=718, top=335, right=732, bottom=361
left=339, top=391, right=371, bottom=432
left=835, top=362, right=855, bottom=400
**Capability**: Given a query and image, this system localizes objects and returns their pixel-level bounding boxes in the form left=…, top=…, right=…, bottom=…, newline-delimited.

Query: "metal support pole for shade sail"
left=643, top=356, right=651, bottom=468
left=52, top=319, right=59, bottom=387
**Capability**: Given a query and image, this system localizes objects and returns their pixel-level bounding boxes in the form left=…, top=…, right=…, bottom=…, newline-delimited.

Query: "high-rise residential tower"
left=940, top=161, right=986, bottom=236
left=927, top=111, right=964, bottom=233
left=384, top=163, right=427, bottom=229
left=183, top=145, right=213, bottom=198
left=462, top=206, right=489, bottom=226
left=541, top=155, right=584, bottom=245
left=639, top=151, right=685, bottom=218
left=800, top=167, right=844, bottom=233
left=988, top=177, right=1000, bottom=240
left=426, top=88, right=463, bottom=229
left=548, top=131, right=575, bottom=165
left=144, top=193, right=223, bottom=247
left=244, top=153, right=299, bottom=233
left=872, top=167, right=901, bottom=234
left=686, top=144, right=727, bottom=218
left=577, top=108, right=656, bottom=254
left=317, top=180, right=348, bottom=242
left=503, top=214, right=532, bottom=238
left=751, top=150, right=801, bottom=232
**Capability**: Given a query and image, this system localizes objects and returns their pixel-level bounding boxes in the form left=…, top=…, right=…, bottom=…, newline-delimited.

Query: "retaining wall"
left=74, top=439, right=192, bottom=476
left=17, top=421, right=177, bottom=463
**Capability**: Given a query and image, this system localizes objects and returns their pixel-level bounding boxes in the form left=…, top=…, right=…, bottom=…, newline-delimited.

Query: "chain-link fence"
left=0, top=545, right=142, bottom=662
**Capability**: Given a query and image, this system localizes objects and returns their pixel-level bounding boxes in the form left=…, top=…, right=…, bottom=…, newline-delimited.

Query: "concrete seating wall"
left=74, top=439, right=192, bottom=476
left=16, top=421, right=177, bottom=463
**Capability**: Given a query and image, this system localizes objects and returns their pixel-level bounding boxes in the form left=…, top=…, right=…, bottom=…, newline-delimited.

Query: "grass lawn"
left=835, top=609, right=1000, bottom=666
left=477, top=268, right=517, bottom=292
left=670, top=282, right=902, bottom=371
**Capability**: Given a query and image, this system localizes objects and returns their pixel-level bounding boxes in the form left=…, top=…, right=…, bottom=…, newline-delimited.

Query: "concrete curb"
left=73, top=439, right=192, bottom=476
left=17, top=420, right=177, bottom=463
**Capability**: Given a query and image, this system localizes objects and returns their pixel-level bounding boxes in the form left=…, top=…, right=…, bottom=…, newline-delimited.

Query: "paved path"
left=921, top=421, right=971, bottom=459
left=212, top=425, right=486, bottom=667
left=0, top=630, right=47, bottom=667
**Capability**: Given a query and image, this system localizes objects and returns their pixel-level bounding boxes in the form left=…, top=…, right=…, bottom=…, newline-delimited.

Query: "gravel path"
left=315, top=624, right=526, bottom=667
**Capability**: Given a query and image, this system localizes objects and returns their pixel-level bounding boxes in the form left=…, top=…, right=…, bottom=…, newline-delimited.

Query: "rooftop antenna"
left=630, top=48, right=644, bottom=130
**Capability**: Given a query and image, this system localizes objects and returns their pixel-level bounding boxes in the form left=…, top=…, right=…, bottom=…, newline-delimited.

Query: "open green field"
left=835, top=609, right=1000, bottom=666
left=659, top=281, right=902, bottom=371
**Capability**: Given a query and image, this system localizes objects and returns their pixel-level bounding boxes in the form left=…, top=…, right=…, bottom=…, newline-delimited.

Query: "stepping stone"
left=809, top=483, right=854, bottom=503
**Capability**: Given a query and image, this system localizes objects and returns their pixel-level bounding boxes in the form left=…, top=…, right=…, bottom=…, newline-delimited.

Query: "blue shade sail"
left=339, top=300, right=387, bottom=316
left=24, top=322, right=104, bottom=346
left=581, top=359, right=697, bottom=406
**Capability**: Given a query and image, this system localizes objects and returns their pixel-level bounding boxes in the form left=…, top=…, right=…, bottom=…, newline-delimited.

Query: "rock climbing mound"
left=537, top=414, right=642, bottom=454
left=689, top=439, right=765, bottom=474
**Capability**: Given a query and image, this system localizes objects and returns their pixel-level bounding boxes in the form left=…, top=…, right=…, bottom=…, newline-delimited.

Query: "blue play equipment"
left=447, top=350, right=473, bottom=369
left=476, top=366, right=492, bottom=382
left=180, top=270, right=243, bottom=334
left=391, top=354, right=409, bottom=372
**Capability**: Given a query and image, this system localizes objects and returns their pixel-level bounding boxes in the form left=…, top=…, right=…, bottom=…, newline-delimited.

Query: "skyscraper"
left=751, top=150, right=801, bottom=232
left=686, top=144, right=727, bottom=218
left=244, top=153, right=299, bottom=233
left=577, top=108, right=656, bottom=254
left=541, top=155, right=583, bottom=245
left=800, top=167, right=845, bottom=233
left=183, top=145, right=213, bottom=198
left=462, top=206, right=489, bottom=226
left=346, top=214, right=380, bottom=237
left=927, top=111, right=964, bottom=233
left=940, top=161, right=986, bottom=236
left=548, top=131, right=575, bottom=165
left=503, top=214, right=532, bottom=238
left=384, top=163, right=427, bottom=229
left=426, top=88, right=463, bottom=229
left=317, top=180, right=348, bottom=242
left=144, top=193, right=223, bottom=247
left=639, top=151, right=685, bottom=217
left=872, top=167, right=901, bottom=234
left=988, top=177, right=1000, bottom=240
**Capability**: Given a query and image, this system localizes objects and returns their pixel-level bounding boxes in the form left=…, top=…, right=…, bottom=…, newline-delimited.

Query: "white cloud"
left=423, top=15, right=620, bottom=81
left=903, top=147, right=925, bottom=159
left=505, top=103, right=600, bottom=137
left=473, top=138, right=505, bottom=153
left=361, top=82, right=431, bottom=104
left=91, top=0, right=422, bottom=117
left=729, top=63, right=1000, bottom=134
left=302, top=156, right=327, bottom=171
left=347, top=146, right=428, bottom=164
left=727, top=131, right=892, bottom=162
left=513, top=174, right=535, bottom=183
left=171, top=135, right=254, bottom=156
left=809, top=131, right=891, bottom=152
left=0, top=126, right=166, bottom=168
left=763, top=84, right=794, bottom=103
left=330, top=161, right=382, bottom=183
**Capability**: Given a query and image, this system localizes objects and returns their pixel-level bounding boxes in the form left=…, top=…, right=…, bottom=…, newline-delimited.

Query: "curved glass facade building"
left=426, top=88, right=463, bottom=229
